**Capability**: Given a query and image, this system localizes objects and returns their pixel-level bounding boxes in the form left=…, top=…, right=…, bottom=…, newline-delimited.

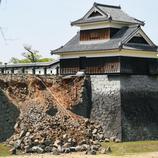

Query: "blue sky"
left=0, top=0, right=158, bottom=62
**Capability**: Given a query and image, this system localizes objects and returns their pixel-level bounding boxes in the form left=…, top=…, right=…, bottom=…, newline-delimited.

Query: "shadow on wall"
left=71, top=77, right=92, bottom=118
left=122, top=91, right=158, bottom=141
left=0, top=89, right=20, bottom=142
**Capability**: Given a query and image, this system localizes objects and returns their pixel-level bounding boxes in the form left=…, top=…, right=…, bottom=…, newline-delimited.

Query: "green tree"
left=9, top=45, right=53, bottom=64
left=23, top=45, right=42, bottom=63
left=37, top=58, right=54, bottom=62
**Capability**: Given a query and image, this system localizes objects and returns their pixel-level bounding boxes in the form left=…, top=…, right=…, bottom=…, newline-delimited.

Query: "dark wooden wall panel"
left=80, top=28, right=120, bottom=41
left=60, top=57, right=120, bottom=75
left=60, top=57, right=158, bottom=75
left=80, top=28, right=110, bottom=41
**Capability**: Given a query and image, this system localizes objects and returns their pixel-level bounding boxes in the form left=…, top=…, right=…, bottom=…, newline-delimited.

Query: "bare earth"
left=1, top=152, right=158, bottom=158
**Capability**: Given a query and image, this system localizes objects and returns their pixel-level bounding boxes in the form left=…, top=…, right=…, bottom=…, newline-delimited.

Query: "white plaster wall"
left=14, top=69, right=22, bottom=74
left=47, top=64, right=59, bottom=75
left=35, top=68, right=45, bottom=75
left=5, top=69, right=12, bottom=74
left=14, top=68, right=32, bottom=74
left=0, top=63, right=59, bottom=75
left=47, top=68, right=56, bottom=75
left=24, top=68, right=33, bottom=74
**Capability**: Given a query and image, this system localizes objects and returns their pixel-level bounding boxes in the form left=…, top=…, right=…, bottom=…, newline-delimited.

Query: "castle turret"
left=52, top=2, right=158, bottom=75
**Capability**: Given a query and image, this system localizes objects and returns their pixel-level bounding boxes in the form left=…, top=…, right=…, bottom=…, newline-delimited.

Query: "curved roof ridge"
left=94, top=2, right=121, bottom=9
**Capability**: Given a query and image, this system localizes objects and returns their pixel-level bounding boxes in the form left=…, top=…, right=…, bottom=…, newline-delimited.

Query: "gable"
left=83, top=6, right=109, bottom=20
left=127, top=33, right=149, bottom=45
left=88, top=10, right=103, bottom=18
left=123, top=29, right=155, bottom=47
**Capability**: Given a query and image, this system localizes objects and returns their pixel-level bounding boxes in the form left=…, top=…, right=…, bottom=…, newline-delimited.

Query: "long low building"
left=0, top=60, right=60, bottom=75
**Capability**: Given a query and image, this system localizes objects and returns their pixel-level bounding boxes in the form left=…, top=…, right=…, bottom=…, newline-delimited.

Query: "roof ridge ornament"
left=93, top=2, right=121, bottom=9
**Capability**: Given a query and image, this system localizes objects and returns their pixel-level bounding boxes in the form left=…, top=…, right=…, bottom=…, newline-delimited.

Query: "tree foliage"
left=23, top=45, right=42, bottom=63
left=10, top=57, right=53, bottom=64
left=9, top=45, right=53, bottom=64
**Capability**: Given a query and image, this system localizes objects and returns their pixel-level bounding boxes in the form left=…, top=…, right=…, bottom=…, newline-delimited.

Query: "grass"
left=101, top=141, right=158, bottom=156
left=0, top=144, right=11, bottom=157
left=1, top=141, right=158, bottom=157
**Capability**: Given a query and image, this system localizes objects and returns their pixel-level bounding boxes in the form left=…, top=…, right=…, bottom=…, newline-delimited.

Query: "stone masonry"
left=0, top=89, right=20, bottom=142
left=0, top=74, right=158, bottom=143
left=90, top=75, right=158, bottom=141
left=90, top=75, right=122, bottom=140
left=121, top=75, right=158, bottom=141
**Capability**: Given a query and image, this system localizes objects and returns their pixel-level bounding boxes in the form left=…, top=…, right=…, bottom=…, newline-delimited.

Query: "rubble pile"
left=0, top=75, right=119, bottom=155
left=7, top=105, right=106, bottom=154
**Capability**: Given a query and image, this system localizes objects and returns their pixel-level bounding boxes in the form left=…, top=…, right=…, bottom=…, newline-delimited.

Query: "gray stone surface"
left=90, top=75, right=158, bottom=141
left=121, top=75, right=158, bottom=141
left=90, top=75, right=122, bottom=139
left=0, top=89, right=20, bottom=142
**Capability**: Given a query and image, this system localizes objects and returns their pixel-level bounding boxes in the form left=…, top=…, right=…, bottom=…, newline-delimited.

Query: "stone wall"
left=90, top=75, right=158, bottom=141
left=1, top=74, right=158, bottom=142
left=0, top=89, right=20, bottom=142
left=121, top=75, right=158, bottom=141
left=90, top=75, right=122, bottom=139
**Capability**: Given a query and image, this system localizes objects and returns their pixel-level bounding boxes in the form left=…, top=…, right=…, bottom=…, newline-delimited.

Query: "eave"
left=59, top=49, right=158, bottom=60
left=71, top=19, right=144, bottom=27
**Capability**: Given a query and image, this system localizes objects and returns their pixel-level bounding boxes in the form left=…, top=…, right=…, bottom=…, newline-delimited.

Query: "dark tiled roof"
left=52, top=26, right=158, bottom=54
left=0, top=60, right=59, bottom=68
left=52, top=26, right=144, bottom=53
left=71, top=3, right=144, bottom=26
left=122, top=43, right=158, bottom=51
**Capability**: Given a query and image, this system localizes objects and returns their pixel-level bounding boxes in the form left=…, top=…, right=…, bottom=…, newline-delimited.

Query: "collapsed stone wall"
left=0, top=75, right=109, bottom=154
left=0, top=75, right=92, bottom=143
left=121, top=75, right=158, bottom=141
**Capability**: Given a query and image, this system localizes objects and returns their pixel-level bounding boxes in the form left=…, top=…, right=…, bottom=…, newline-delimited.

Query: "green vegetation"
left=101, top=141, right=158, bottom=156
left=1, top=141, right=158, bottom=157
left=0, top=144, right=11, bottom=157
left=10, top=57, right=53, bottom=64
left=9, top=45, right=53, bottom=64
